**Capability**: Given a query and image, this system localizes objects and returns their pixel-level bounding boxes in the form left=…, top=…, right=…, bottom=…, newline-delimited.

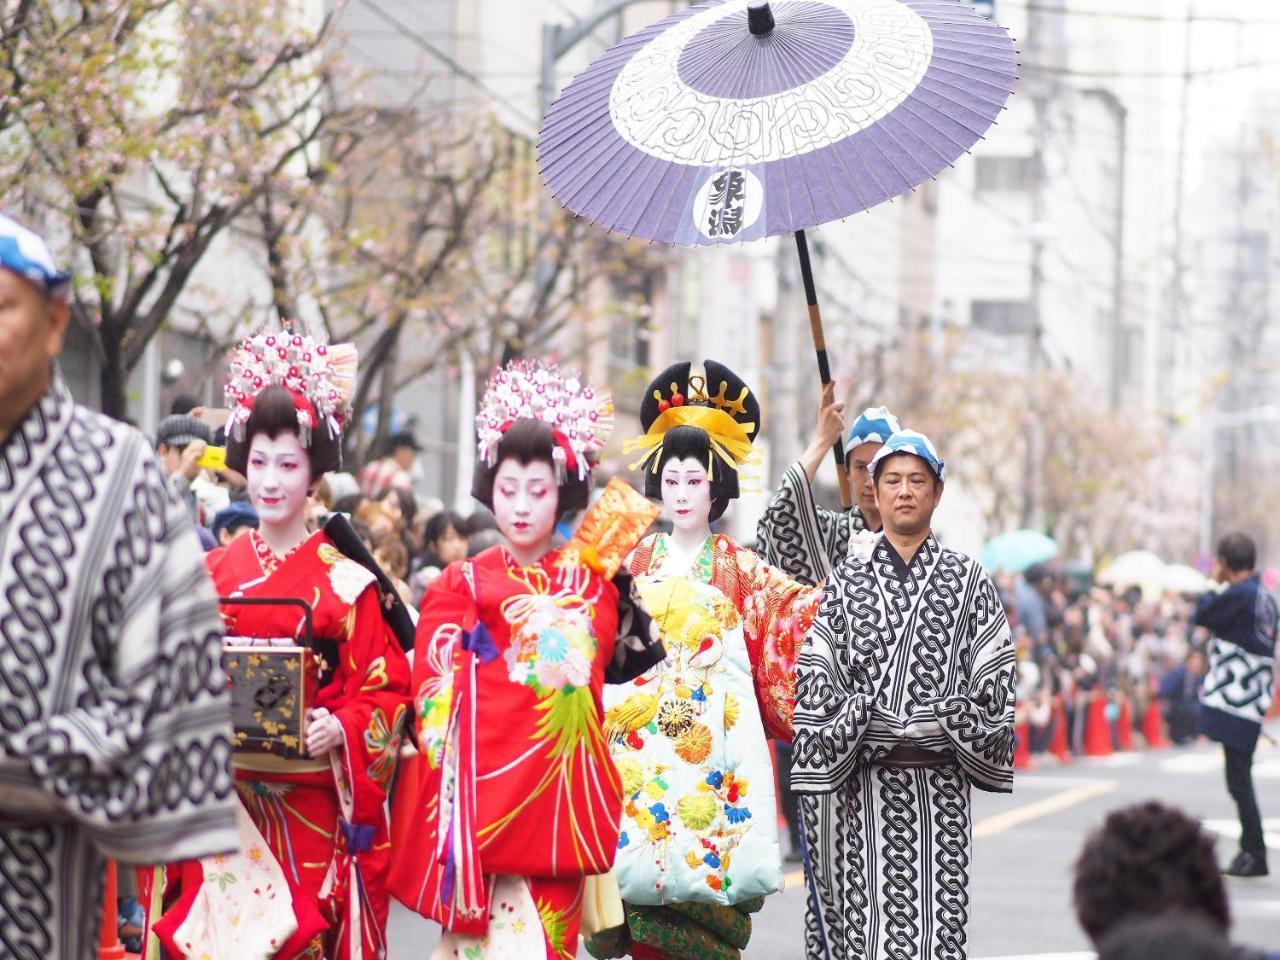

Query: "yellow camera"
left=196, top=446, right=227, bottom=470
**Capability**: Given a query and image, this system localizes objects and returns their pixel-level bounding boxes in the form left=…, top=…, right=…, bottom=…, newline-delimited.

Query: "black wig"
left=637, top=360, right=759, bottom=523
left=225, top=384, right=342, bottom=480
left=471, top=418, right=590, bottom=520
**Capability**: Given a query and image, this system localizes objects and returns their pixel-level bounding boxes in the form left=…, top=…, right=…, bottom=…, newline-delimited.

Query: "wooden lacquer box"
left=222, top=644, right=320, bottom=759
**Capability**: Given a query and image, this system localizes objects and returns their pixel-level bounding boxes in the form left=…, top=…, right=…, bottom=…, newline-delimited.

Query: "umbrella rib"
left=926, top=49, right=1018, bottom=80
left=922, top=57, right=1017, bottom=91
left=773, top=28, right=855, bottom=229
left=826, top=33, right=938, bottom=196
left=768, top=28, right=829, bottom=229
left=871, top=95, right=964, bottom=171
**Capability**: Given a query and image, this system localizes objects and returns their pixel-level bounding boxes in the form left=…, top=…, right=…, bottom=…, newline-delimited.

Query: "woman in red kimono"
left=147, top=332, right=411, bottom=960
left=388, top=360, right=662, bottom=960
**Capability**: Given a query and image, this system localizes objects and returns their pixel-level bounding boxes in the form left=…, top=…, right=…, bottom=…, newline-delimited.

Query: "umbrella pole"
left=794, top=229, right=853, bottom=508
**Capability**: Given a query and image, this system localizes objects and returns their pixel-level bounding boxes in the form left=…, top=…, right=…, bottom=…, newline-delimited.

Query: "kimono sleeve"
left=756, top=461, right=853, bottom=587
left=410, top=562, right=474, bottom=763
left=3, top=458, right=237, bottom=863
left=735, top=545, right=822, bottom=742
left=333, top=579, right=413, bottom=827
left=790, top=575, right=883, bottom=794
left=927, top=572, right=1017, bottom=793
left=607, top=569, right=667, bottom=685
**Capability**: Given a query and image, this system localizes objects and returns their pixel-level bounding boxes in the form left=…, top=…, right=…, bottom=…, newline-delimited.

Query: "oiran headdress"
left=625, top=359, right=761, bottom=504
left=225, top=329, right=358, bottom=447
left=475, top=359, right=613, bottom=482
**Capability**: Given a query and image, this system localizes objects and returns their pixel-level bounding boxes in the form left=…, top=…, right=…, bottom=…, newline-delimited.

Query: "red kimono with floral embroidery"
left=148, top=530, right=411, bottom=960
left=388, top=545, right=626, bottom=960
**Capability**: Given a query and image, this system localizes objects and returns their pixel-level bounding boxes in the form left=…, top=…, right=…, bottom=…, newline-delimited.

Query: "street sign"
left=964, top=0, right=996, bottom=18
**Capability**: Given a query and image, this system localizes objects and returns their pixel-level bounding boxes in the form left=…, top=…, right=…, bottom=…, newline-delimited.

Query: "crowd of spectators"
left=995, top=563, right=1212, bottom=759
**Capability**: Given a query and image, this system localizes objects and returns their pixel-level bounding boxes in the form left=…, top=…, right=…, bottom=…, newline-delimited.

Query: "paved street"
left=388, top=725, right=1280, bottom=958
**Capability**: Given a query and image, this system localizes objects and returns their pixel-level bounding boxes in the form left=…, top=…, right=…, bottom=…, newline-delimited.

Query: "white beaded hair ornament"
left=475, top=359, right=614, bottom=482
left=225, top=329, right=358, bottom=447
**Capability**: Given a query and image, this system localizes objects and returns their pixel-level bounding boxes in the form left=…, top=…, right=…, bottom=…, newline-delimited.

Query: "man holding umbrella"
left=757, top=385, right=899, bottom=586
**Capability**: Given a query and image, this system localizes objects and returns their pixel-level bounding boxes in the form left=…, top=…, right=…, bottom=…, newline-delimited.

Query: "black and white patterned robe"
left=756, top=461, right=868, bottom=587
left=1193, top=575, right=1278, bottom=752
left=792, top=534, right=1015, bottom=960
left=0, top=374, right=238, bottom=960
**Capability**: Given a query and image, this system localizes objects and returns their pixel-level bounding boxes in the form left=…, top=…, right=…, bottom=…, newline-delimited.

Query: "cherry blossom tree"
left=252, top=107, right=655, bottom=465
left=0, top=0, right=350, bottom=416
left=837, top=329, right=1189, bottom=562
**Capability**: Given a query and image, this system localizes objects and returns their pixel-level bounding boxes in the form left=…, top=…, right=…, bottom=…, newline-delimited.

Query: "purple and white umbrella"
left=538, top=0, right=1016, bottom=502
left=539, top=0, right=1016, bottom=245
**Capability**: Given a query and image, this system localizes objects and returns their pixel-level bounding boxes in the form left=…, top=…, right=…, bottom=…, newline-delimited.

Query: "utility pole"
left=1021, top=0, right=1060, bottom=531
left=1163, top=2, right=1194, bottom=420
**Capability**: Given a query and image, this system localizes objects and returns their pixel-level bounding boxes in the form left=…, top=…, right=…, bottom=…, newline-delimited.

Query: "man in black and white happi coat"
left=0, top=215, right=238, bottom=959
left=1193, top=531, right=1278, bottom=878
left=756, top=383, right=900, bottom=587
left=791, top=430, right=1016, bottom=960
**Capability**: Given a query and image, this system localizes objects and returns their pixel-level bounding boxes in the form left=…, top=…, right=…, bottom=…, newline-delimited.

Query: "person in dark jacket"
left=1193, top=532, right=1278, bottom=878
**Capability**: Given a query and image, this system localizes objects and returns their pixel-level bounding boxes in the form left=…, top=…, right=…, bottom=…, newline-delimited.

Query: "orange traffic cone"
left=1142, top=701, right=1170, bottom=749
left=1083, top=694, right=1114, bottom=757
left=1014, top=722, right=1032, bottom=770
left=1116, top=696, right=1135, bottom=751
left=1049, top=695, right=1072, bottom=762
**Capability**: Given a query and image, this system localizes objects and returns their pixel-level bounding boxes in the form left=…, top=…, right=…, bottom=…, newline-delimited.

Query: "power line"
left=352, top=0, right=539, bottom=129
left=1020, top=58, right=1280, bottom=79
left=1001, top=1, right=1280, bottom=26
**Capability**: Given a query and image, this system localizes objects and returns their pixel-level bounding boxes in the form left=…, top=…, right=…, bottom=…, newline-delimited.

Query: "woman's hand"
left=305, top=707, right=345, bottom=757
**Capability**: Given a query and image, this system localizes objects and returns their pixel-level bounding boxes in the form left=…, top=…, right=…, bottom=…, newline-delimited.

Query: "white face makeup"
left=246, top=432, right=312, bottom=529
left=660, top=456, right=713, bottom=535
left=492, top=458, right=558, bottom=562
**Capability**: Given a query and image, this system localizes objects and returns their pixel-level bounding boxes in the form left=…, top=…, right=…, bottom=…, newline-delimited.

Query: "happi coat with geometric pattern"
left=755, top=461, right=868, bottom=588
left=0, top=374, right=239, bottom=960
left=791, top=533, right=1015, bottom=960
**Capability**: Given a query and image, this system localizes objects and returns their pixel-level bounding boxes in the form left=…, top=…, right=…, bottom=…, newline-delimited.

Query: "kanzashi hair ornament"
left=225, top=329, right=358, bottom=447
left=474, top=359, right=614, bottom=482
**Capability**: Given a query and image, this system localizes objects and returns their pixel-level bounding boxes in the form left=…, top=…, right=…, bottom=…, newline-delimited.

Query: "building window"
left=1239, top=231, right=1269, bottom=281
left=975, top=156, right=1034, bottom=194
left=970, top=299, right=1032, bottom=336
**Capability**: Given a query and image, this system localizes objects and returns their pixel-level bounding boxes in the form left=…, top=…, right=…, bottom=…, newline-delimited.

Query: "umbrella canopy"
left=1161, top=563, right=1209, bottom=597
left=981, top=529, right=1058, bottom=574
left=539, top=0, right=1017, bottom=244
left=1096, top=551, right=1166, bottom=592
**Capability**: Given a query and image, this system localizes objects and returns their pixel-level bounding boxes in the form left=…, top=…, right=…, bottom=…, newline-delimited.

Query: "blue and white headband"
left=0, top=214, right=70, bottom=298
left=846, top=405, right=900, bottom=451
left=868, top=429, right=946, bottom=483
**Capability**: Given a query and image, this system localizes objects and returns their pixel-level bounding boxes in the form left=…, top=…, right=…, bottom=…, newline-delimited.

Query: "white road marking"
left=1161, top=751, right=1223, bottom=774
left=974, top=781, right=1118, bottom=839
left=1011, top=775, right=1118, bottom=790
left=1201, top=817, right=1280, bottom=852
left=1082, top=753, right=1144, bottom=769
left=1253, top=759, right=1280, bottom=779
